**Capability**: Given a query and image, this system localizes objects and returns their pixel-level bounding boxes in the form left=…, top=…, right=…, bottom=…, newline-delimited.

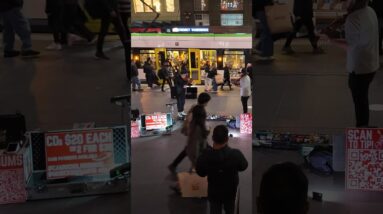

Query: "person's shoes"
left=132, top=88, right=137, bottom=91
left=181, top=111, right=187, bottom=116
left=137, top=88, right=143, bottom=91
left=46, top=43, right=62, bottom=51
left=168, top=164, right=176, bottom=174
left=178, top=112, right=183, bottom=118
left=313, top=47, right=325, bottom=54
left=21, top=50, right=40, bottom=58
left=4, top=50, right=20, bottom=58
left=95, top=52, right=110, bottom=60
left=282, top=46, right=295, bottom=55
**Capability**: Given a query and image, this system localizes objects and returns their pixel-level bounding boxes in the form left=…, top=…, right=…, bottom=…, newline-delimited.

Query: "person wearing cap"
left=196, top=125, right=248, bottom=214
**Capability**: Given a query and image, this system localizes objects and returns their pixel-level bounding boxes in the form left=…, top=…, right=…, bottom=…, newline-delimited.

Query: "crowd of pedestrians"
left=0, top=0, right=130, bottom=60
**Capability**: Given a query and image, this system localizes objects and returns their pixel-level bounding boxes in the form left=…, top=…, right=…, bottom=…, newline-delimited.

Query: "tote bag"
left=264, top=4, right=293, bottom=34
left=178, top=172, right=208, bottom=198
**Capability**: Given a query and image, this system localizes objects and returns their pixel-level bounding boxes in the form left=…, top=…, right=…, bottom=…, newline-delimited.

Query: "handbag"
left=264, top=4, right=293, bottom=34
left=177, top=172, right=208, bottom=198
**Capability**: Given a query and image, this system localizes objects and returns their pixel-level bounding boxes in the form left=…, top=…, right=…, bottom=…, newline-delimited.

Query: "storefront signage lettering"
left=170, top=27, right=209, bottom=33
left=221, top=0, right=243, bottom=10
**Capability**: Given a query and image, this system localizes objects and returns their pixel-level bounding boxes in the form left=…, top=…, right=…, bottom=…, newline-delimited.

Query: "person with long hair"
left=186, top=105, right=209, bottom=168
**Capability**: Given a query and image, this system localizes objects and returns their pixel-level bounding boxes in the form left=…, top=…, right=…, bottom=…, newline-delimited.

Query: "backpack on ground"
left=305, top=145, right=333, bottom=176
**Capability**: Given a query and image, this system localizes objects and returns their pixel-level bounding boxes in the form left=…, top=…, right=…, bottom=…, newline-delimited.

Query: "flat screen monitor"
left=141, top=113, right=172, bottom=131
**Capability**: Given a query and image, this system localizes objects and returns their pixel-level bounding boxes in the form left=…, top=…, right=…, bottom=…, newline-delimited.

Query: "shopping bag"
left=264, top=4, right=293, bottom=34
left=178, top=172, right=208, bottom=198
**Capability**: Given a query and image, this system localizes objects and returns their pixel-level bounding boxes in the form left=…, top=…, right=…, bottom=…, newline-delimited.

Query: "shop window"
left=200, top=50, right=217, bottom=68
left=166, top=0, right=175, bottom=12
left=220, top=0, right=243, bottom=11
left=223, top=50, right=245, bottom=71
left=221, top=14, right=243, bottom=26
left=139, top=50, right=156, bottom=69
left=195, top=14, right=210, bottom=26
left=133, top=0, right=176, bottom=13
left=166, top=50, right=189, bottom=68
left=194, top=0, right=208, bottom=11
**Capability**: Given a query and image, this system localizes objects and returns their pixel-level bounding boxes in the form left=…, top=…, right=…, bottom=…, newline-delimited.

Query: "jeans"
left=1, top=7, right=32, bottom=52
left=210, top=199, right=235, bottom=214
left=348, top=72, right=376, bottom=127
left=205, top=77, right=213, bottom=91
left=285, top=17, right=318, bottom=49
left=256, top=11, right=273, bottom=57
left=241, top=96, right=250, bottom=114
left=212, top=78, right=218, bottom=91
left=131, top=76, right=141, bottom=90
left=177, top=89, right=186, bottom=112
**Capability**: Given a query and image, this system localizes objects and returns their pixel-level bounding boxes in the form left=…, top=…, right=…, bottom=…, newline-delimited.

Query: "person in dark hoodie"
left=282, top=0, right=324, bottom=54
left=253, top=0, right=274, bottom=61
left=0, top=0, right=40, bottom=58
left=196, top=125, right=248, bottom=214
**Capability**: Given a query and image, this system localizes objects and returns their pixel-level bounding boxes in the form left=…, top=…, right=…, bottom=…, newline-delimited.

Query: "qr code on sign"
left=0, top=169, right=27, bottom=204
left=347, top=150, right=383, bottom=191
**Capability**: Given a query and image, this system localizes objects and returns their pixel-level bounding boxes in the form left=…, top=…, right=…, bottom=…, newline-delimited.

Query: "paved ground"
left=252, top=39, right=383, bottom=214
left=131, top=86, right=252, bottom=214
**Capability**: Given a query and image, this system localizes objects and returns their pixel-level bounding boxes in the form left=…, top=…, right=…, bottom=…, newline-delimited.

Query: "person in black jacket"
left=221, top=63, right=232, bottom=90
left=196, top=125, right=248, bottom=214
left=158, top=61, right=173, bottom=92
left=283, top=0, right=324, bottom=54
left=85, top=0, right=128, bottom=60
left=62, top=0, right=95, bottom=46
left=143, top=58, right=155, bottom=88
left=0, top=0, right=40, bottom=58
left=370, top=0, right=383, bottom=55
left=257, top=162, right=309, bottom=214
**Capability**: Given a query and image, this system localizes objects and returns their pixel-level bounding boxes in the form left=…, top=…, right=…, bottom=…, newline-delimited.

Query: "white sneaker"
left=181, top=111, right=187, bottom=116
left=46, top=43, right=60, bottom=50
left=178, top=113, right=183, bottom=117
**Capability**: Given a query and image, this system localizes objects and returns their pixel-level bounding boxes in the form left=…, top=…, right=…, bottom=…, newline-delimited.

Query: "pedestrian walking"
left=186, top=105, right=210, bottom=168
left=118, top=0, right=130, bottom=32
left=282, top=0, right=324, bottom=54
left=253, top=0, right=274, bottom=61
left=204, top=61, right=212, bottom=91
left=196, top=125, right=248, bottom=214
left=210, top=64, right=219, bottom=92
left=45, top=0, right=66, bottom=50
left=0, top=0, right=40, bottom=58
left=168, top=93, right=211, bottom=173
left=85, top=0, right=128, bottom=60
left=221, top=64, right=232, bottom=90
left=158, top=61, right=173, bottom=92
left=143, top=58, right=155, bottom=88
